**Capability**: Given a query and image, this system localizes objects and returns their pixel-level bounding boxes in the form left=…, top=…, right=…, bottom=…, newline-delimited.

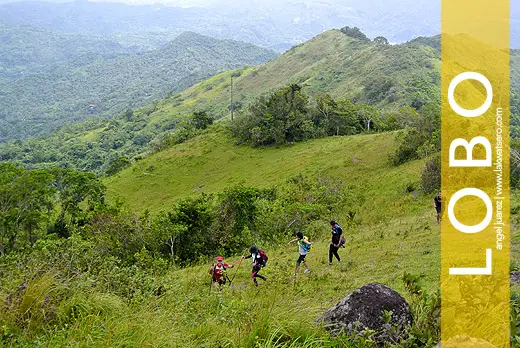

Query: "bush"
left=420, top=154, right=440, bottom=194
left=340, top=26, right=371, bottom=42
left=231, top=86, right=376, bottom=147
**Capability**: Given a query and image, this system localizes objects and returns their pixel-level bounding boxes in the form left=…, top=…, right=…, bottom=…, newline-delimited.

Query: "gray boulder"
left=319, top=283, right=412, bottom=343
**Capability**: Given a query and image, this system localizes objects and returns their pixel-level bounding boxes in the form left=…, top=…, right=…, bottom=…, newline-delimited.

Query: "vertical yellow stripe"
left=442, top=0, right=510, bottom=347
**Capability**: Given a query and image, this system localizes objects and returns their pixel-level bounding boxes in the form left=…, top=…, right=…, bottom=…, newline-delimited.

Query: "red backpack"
left=258, top=249, right=268, bottom=266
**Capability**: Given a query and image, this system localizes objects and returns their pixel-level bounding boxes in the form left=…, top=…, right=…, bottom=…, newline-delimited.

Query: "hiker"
left=329, top=220, right=344, bottom=265
left=434, top=191, right=442, bottom=224
left=288, top=232, right=312, bottom=275
left=242, top=246, right=267, bottom=286
left=209, top=256, right=234, bottom=290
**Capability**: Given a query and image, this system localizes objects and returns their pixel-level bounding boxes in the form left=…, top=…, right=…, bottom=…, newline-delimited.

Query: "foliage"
left=373, top=36, right=389, bottom=45
left=0, top=31, right=277, bottom=142
left=0, top=164, right=107, bottom=253
left=231, top=85, right=380, bottom=147
left=420, top=154, right=440, bottom=194
left=105, top=156, right=131, bottom=176
left=0, top=163, right=54, bottom=253
left=390, top=104, right=440, bottom=166
left=340, top=26, right=371, bottom=42
left=189, top=111, right=214, bottom=130
left=150, top=112, right=215, bottom=153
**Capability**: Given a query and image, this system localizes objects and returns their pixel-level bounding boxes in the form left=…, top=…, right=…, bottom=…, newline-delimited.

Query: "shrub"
left=420, top=154, right=440, bottom=194
left=340, top=26, right=371, bottom=42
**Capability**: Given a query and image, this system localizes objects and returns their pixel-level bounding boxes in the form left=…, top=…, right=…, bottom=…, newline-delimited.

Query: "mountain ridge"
left=0, top=29, right=278, bottom=141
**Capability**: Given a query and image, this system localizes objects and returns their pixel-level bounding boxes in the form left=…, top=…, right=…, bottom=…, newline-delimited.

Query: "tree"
left=312, top=95, right=359, bottom=136
left=105, top=156, right=131, bottom=176
left=232, top=84, right=313, bottom=146
left=0, top=164, right=55, bottom=253
left=355, top=104, right=380, bottom=132
left=374, top=36, right=389, bottom=45
left=163, top=195, right=214, bottom=265
left=340, top=26, right=370, bottom=42
left=189, top=111, right=214, bottom=130
left=50, top=168, right=106, bottom=237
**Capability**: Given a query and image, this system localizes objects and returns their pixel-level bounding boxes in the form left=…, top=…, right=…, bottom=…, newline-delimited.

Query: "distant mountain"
left=0, top=0, right=434, bottom=51
left=0, top=31, right=278, bottom=141
left=0, top=22, right=139, bottom=78
left=1, top=0, right=519, bottom=49
left=0, top=29, right=442, bottom=172
left=2, top=28, right=519, bottom=174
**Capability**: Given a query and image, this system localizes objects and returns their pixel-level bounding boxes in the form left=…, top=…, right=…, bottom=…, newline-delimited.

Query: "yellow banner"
left=441, top=0, right=510, bottom=347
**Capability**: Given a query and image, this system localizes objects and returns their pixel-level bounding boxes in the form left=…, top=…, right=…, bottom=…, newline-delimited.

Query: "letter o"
left=448, top=188, right=492, bottom=233
left=448, top=72, right=493, bottom=117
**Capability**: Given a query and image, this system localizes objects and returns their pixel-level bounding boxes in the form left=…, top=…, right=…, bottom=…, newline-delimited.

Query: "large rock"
left=319, top=283, right=412, bottom=343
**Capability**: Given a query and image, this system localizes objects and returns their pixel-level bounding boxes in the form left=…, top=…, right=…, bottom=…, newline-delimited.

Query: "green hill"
left=0, top=29, right=442, bottom=172
left=2, top=29, right=520, bottom=174
left=0, top=31, right=277, bottom=142
left=106, top=125, right=423, bottom=216
left=0, top=123, right=445, bottom=347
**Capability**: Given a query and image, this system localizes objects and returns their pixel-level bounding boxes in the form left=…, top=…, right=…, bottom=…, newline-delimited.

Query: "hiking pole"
left=225, top=273, right=232, bottom=287
left=230, top=248, right=248, bottom=285
left=208, top=262, right=215, bottom=294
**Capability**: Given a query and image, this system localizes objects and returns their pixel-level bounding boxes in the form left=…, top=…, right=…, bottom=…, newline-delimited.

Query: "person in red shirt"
left=209, top=256, right=235, bottom=290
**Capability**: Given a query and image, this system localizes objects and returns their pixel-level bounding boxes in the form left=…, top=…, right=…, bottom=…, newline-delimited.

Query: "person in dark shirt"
left=434, top=191, right=442, bottom=224
left=329, top=220, right=343, bottom=265
left=242, top=245, right=267, bottom=286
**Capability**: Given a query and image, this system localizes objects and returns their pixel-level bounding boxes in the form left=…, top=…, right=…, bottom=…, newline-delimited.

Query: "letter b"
left=449, top=136, right=491, bottom=167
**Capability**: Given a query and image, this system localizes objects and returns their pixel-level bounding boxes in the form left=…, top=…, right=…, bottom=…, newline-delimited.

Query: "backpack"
left=339, top=235, right=346, bottom=247
left=301, top=236, right=312, bottom=252
left=210, top=264, right=227, bottom=278
left=258, top=249, right=268, bottom=266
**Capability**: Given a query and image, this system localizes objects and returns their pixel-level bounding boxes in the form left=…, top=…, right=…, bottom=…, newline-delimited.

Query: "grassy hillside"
left=106, top=124, right=424, bottom=216
left=1, top=124, right=445, bottom=347
left=0, top=29, right=443, bottom=173
left=159, top=30, right=440, bottom=119
left=3, top=29, right=519, bottom=174
left=25, top=221, right=440, bottom=347
left=0, top=31, right=277, bottom=142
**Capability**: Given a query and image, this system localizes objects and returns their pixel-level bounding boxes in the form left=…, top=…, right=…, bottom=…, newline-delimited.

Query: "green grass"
left=30, top=212, right=439, bottom=347
left=145, top=30, right=440, bottom=128
left=106, top=124, right=426, bottom=218
left=83, top=126, right=443, bottom=347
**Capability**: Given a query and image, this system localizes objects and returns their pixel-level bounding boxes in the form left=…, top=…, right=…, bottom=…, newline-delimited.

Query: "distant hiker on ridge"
left=434, top=191, right=442, bottom=224
left=242, top=246, right=267, bottom=286
left=288, top=232, right=312, bottom=276
left=329, top=220, right=345, bottom=265
left=209, top=256, right=235, bottom=290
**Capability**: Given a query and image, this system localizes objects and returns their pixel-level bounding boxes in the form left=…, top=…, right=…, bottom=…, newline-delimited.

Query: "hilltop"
left=4, top=28, right=520, bottom=176
left=0, top=29, right=445, bottom=173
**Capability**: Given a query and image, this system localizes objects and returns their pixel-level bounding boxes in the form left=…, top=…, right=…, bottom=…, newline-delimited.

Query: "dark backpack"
left=332, top=225, right=344, bottom=246
left=258, top=249, right=268, bottom=266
